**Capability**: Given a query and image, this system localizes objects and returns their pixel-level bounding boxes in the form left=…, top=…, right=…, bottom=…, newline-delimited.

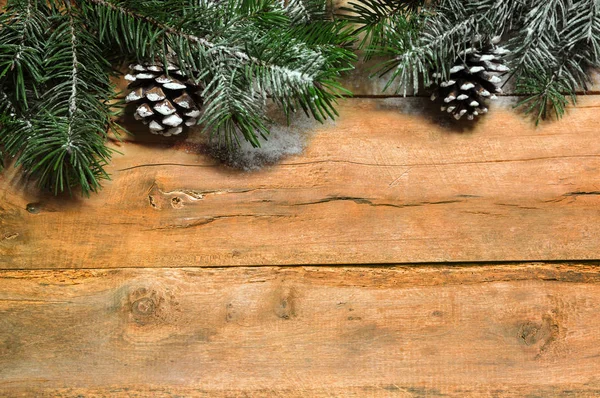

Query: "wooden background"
left=2, top=3, right=600, bottom=395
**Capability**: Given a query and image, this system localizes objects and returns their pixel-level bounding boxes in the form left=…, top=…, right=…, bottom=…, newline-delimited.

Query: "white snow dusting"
left=208, top=113, right=331, bottom=170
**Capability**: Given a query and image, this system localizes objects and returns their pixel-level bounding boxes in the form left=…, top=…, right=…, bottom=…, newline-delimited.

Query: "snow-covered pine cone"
left=430, top=44, right=509, bottom=121
left=125, top=63, right=202, bottom=136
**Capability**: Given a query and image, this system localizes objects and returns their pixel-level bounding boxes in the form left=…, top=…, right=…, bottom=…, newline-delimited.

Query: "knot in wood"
left=273, top=287, right=297, bottom=320
left=517, top=314, right=559, bottom=351
left=171, top=196, right=183, bottom=209
left=131, top=297, right=156, bottom=316
left=519, top=322, right=541, bottom=346
left=26, top=203, right=41, bottom=214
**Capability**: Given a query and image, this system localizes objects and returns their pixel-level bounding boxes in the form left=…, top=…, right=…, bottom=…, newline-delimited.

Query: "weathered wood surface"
left=2, top=96, right=600, bottom=268
left=3, top=1, right=600, bottom=394
left=1, top=263, right=600, bottom=397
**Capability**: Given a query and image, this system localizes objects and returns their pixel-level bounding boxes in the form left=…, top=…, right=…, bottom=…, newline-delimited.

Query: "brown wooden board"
left=3, top=1, right=600, bottom=394
left=2, top=96, right=600, bottom=268
left=1, top=264, right=600, bottom=397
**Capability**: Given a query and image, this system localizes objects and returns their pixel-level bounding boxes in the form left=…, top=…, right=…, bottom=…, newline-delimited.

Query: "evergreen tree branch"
left=340, top=0, right=425, bottom=58
left=0, top=0, right=45, bottom=108
left=2, top=0, right=354, bottom=194
left=6, top=2, right=118, bottom=195
left=375, top=11, right=475, bottom=95
left=514, top=0, right=600, bottom=124
left=201, top=67, right=269, bottom=147
left=84, top=0, right=319, bottom=77
left=82, top=0, right=355, bottom=145
left=346, top=0, right=599, bottom=124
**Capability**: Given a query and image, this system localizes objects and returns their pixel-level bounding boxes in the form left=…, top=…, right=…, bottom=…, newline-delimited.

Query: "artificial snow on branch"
left=0, top=0, right=356, bottom=195
left=343, top=0, right=600, bottom=123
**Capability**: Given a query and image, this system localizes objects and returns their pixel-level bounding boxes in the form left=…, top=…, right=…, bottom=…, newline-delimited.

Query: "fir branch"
left=10, top=3, right=117, bottom=195
left=508, top=0, right=566, bottom=77
left=0, top=0, right=47, bottom=108
left=340, top=0, right=425, bottom=59
left=201, top=68, right=269, bottom=147
left=1, top=0, right=355, bottom=194
left=85, top=0, right=309, bottom=72
left=66, top=13, right=78, bottom=147
left=560, top=0, right=600, bottom=67
left=0, top=89, right=20, bottom=170
left=347, top=0, right=599, bottom=123
left=82, top=0, right=355, bottom=144
left=0, top=87, right=32, bottom=160
left=0, top=0, right=48, bottom=172
left=513, top=0, right=600, bottom=123
left=376, top=11, right=475, bottom=95
left=516, top=70, right=574, bottom=124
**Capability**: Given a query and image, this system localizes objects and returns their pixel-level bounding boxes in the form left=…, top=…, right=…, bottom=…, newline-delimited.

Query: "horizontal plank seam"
left=2, top=260, right=600, bottom=272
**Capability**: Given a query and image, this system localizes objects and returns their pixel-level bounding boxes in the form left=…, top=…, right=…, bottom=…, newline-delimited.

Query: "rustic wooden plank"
left=1, top=264, right=600, bottom=396
left=2, top=96, right=600, bottom=268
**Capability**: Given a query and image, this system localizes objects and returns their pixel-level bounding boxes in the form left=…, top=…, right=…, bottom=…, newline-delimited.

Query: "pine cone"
left=430, top=44, right=509, bottom=120
left=125, top=63, right=202, bottom=136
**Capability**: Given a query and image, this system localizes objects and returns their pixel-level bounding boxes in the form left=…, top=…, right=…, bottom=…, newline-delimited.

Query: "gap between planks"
left=2, top=260, right=600, bottom=272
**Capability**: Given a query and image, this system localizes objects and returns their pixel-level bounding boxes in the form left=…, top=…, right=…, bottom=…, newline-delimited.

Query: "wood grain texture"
left=2, top=264, right=600, bottom=397
left=2, top=96, right=600, bottom=268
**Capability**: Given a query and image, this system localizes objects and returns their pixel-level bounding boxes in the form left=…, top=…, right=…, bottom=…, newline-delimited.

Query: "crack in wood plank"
left=496, top=203, right=540, bottom=210
left=146, top=214, right=292, bottom=230
left=114, top=154, right=600, bottom=173
left=292, top=196, right=463, bottom=209
left=280, top=154, right=600, bottom=168
left=117, top=163, right=217, bottom=172
left=565, top=191, right=600, bottom=197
